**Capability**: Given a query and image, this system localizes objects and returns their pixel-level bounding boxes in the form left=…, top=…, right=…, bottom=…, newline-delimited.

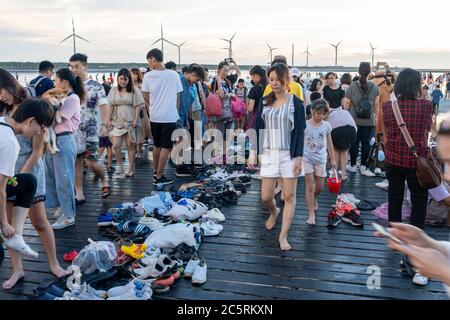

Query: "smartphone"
left=372, top=222, right=405, bottom=245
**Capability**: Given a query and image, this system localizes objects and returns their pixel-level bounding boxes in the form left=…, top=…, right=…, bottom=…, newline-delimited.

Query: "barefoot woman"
left=249, top=63, right=306, bottom=251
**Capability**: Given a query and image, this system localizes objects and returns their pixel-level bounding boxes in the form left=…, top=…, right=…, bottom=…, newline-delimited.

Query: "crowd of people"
left=1, top=48, right=450, bottom=295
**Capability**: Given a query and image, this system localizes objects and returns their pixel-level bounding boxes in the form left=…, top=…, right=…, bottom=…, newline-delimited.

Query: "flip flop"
left=63, top=250, right=79, bottom=262
left=101, top=186, right=111, bottom=199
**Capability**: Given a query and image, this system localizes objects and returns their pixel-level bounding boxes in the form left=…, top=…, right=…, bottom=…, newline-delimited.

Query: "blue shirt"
left=29, top=76, right=54, bottom=97
left=432, top=89, right=443, bottom=104
left=178, top=74, right=193, bottom=127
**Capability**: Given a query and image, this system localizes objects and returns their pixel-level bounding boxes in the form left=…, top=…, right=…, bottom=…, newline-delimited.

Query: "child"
left=431, top=84, right=443, bottom=115
left=0, top=99, right=54, bottom=260
left=303, top=99, right=337, bottom=225
left=234, top=79, right=247, bottom=130
left=306, top=91, right=322, bottom=120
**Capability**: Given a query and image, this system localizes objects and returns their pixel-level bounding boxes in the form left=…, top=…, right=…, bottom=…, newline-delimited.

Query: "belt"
left=56, top=132, right=72, bottom=137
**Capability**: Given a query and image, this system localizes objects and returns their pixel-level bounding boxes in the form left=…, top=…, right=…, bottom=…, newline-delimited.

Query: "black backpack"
left=355, top=82, right=373, bottom=119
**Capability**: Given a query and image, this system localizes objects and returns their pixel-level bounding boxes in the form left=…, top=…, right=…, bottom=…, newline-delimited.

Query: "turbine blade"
left=164, top=38, right=176, bottom=46
left=75, top=34, right=90, bottom=43
left=230, top=32, right=237, bottom=41
left=220, top=38, right=229, bottom=42
left=151, top=38, right=162, bottom=46
left=59, top=35, right=72, bottom=44
left=180, top=41, right=187, bottom=47
left=337, top=40, right=342, bottom=47
left=266, top=42, right=271, bottom=49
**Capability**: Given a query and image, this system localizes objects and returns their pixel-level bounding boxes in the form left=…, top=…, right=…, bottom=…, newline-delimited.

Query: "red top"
left=383, top=99, right=432, bottom=169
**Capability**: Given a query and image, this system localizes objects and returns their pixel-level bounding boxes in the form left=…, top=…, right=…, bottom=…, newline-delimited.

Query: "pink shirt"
left=55, top=93, right=81, bottom=134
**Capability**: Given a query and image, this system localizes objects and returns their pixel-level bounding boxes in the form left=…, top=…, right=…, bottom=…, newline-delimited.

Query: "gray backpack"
left=26, top=76, right=46, bottom=98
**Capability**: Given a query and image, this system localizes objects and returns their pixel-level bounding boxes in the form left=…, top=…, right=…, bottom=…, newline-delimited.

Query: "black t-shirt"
left=323, top=85, right=345, bottom=109
left=248, top=82, right=264, bottom=109
left=102, top=82, right=112, bottom=96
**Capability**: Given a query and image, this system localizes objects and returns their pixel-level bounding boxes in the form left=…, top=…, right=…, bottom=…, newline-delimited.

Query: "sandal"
left=63, top=250, right=79, bottom=262
left=107, top=167, right=115, bottom=174
left=101, top=186, right=111, bottom=199
left=75, top=199, right=86, bottom=206
left=121, top=243, right=147, bottom=259
left=114, top=250, right=133, bottom=267
left=125, top=171, right=134, bottom=178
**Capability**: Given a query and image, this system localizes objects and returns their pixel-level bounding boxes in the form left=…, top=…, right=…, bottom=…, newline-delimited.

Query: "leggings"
left=5, top=173, right=37, bottom=208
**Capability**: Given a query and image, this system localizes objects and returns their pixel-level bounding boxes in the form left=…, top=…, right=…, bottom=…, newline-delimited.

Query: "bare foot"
left=314, top=200, right=319, bottom=211
left=341, top=176, right=348, bottom=182
left=2, top=271, right=25, bottom=290
left=306, top=215, right=316, bottom=226
left=51, top=265, right=68, bottom=278
left=265, top=208, right=281, bottom=231
left=279, top=237, right=292, bottom=251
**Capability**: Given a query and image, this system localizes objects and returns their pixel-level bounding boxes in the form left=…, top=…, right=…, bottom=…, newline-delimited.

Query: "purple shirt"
left=55, top=93, right=81, bottom=134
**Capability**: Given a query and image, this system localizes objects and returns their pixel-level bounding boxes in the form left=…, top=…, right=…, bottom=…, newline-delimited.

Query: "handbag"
left=391, top=96, right=442, bottom=189
left=205, top=80, right=223, bottom=117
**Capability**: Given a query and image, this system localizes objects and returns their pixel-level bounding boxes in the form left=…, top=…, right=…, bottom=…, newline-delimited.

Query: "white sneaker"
left=63, top=283, right=106, bottom=300
left=346, top=165, right=357, bottom=173
left=412, top=272, right=429, bottom=286
left=200, top=220, right=223, bottom=236
left=192, top=258, right=207, bottom=284
left=184, top=253, right=200, bottom=278
left=360, top=166, right=376, bottom=177
left=168, top=199, right=208, bottom=222
left=375, top=179, right=389, bottom=190
left=250, top=172, right=262, bottom=180
left=107, top=279, right=153, bottom=298
left=138, top=248, right=161, bottom=267
left=131, top=261, right=169, bottom=280
left=202, top=208, right=225, bottom=222
left=52, top=216, right=75, bottom=230
left=138, top=217, right=165, bottom=231
left=374, top=168, right=382, bottom=175
left=108, top=286, right=152, bottom=300
left=4, top=234, right=39, bottom=258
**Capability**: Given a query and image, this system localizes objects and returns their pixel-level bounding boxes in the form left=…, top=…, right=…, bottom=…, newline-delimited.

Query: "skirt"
left=331, top=125, right=357, bottom=151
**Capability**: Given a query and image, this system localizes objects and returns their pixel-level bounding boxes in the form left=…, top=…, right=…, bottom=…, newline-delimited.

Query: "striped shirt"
left=262, top=95, right=295, bottom=150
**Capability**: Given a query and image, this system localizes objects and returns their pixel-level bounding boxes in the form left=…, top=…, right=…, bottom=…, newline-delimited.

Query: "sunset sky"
left=1, top=0, right=449, bottom=68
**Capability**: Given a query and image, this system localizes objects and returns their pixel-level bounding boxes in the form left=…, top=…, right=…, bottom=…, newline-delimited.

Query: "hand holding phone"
left=372, top=222, right=405, bottom=245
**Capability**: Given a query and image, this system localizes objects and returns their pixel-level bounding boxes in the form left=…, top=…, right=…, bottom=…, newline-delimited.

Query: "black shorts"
left=331, top=125, right=357, bottom=151
left=99, top=136, right=113, bottom=148
left=5, top=173, right=37, bottom=209
left=150, top=122, right=177, bottom=149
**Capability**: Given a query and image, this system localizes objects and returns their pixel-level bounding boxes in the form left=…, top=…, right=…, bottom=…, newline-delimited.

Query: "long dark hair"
left=130, top=68, right=143, bottom=85
left=358, top=62, right=372, bottom=92
left=309, top=78, right=322, bottom=92
left=264, top=63, right=290, bottom=107
left=394, top=68, right=422, bottom=100
left=55, top=68, right=86, bottom=103
left=0, top=68, right=28, bottom=115
left=249, top=65, right=267, bottom=88
left=117, top=68, right=133, bottom=93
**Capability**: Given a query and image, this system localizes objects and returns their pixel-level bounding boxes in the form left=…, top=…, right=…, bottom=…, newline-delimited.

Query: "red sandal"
left=63, top=250, right=79, bottom=262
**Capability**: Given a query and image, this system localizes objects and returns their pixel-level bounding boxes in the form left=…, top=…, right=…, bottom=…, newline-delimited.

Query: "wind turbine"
left=329, top=41, right=342, bottom=67
left=220, top=32, right=237, bottom=59
left=291, top=44, right=295, bottom=67
left=151, top=24, right=174, bottom=56
left=303, top=44, right=312, bottom=68
left=266, top=42, right=278, bottom=63
left=166, top=40, right=187, bottom=65
left=369, top=42, right=378, bottom=69
left=59, top=17, right=90, bottom=54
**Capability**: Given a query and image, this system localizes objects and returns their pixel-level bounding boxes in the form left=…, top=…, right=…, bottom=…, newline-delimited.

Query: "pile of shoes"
left=327, top=193, right=364, bottom=229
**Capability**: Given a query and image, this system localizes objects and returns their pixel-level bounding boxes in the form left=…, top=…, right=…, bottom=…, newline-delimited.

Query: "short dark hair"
left=69, top=53, right=88, bottom=64
left=271, top=55, right=288, bottom=66
left=218, top=61, right=229, bottom=70
left=340, top=73, right=352, bottom=86
left=394, top=68, right=422, bottom=100
left=325, top=72, right=337, bottom=80
left=311, top=98, right=330, bottom=113
left=12, top=99, right=54, bottom=128
left=238, top=78, right=245, bottom=83
left=310, top=91, right=322, bottom=102
left=188, top=64, right=205, bottom=80
left=147, top=49, right=163, bottom=62
left=165, top=61, right=177, bottom=70
left=39, top=61, right=55, bottom=73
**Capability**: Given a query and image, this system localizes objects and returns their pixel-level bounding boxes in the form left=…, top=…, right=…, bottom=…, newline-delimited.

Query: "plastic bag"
left=72, top=239, right=116, bottom=274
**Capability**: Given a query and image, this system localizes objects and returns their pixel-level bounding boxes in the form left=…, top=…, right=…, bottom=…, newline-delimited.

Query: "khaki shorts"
left=303, top=161, right=327, bottom=178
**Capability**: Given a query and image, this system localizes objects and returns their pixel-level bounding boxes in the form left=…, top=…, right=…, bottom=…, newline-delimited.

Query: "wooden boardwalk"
left=1, top=152, right=449, bottom=300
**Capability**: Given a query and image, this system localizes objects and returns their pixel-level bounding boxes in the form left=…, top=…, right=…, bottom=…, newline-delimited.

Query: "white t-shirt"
left=0, top=117, right=20, bottom=177
left=142, top=69, right=183, bottom=123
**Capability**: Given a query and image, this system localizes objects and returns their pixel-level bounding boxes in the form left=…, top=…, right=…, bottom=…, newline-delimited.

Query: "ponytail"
left=55, top=68, right=86, bottom=103
left=358, top=62, right=371, bottom=92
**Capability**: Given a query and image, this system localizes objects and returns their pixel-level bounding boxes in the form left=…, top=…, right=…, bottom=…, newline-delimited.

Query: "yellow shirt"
left=263, top=81, right=304, bottom=101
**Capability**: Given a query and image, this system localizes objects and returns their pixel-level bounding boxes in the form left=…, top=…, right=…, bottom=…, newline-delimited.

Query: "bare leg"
left=153, top=147, right=161, bottom=175
left=126, top=133, right=136, bottom=175
left=28, top=202, right=66, bottom=277
left=112, top=135, right=125, bottom=173
left=106, top=147, right=113, bottom=168
left=340, top=151, right=348, bottom=181
left=314, top=175, right=325, bottom=212
left=86, top=160, right=109, bottom=189
left=261, top=178, right=280, bottom=230
left=279, top=178, right=298, bottom=251
left=74, top=157, right=85, bottom=201
left=305, top=173, right=316, bottom=225
left=156, top=148, right=171, bottom=178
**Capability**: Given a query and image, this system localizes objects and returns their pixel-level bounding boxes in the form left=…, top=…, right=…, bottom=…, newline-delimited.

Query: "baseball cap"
left=290, top=68, right=301, bottom=78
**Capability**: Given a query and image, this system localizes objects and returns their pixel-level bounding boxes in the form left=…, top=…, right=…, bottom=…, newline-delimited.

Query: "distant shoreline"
left=1, top=62, right=449, bottom=74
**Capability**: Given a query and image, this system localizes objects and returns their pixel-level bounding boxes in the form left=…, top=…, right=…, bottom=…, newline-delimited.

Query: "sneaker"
left=97, top=213, right=113, bottom=227
left=200, top=220, right=224, bottom=236
left=342, top=211, right=364, bottom=227
left=360, top=166, right=376, bottom=177
left=108, top=286, right=152, bottom=300
left=191, top=258, right=207, bottom=284
left=412, top=272, right=429, bottom=286
left=346, top=165, right=357, bottom=173
left=62, top=283, right=106, bottom=300
left=176, top=165, right=193, bottom=177
left=138, top=217, right=166, bottom=231
left=131, top=261, right=170, bottom=280
left=138, top=248, right=162, bottom=267
left=153, top=175, right=174, bottom=186
left=107, top=279, right=151, bottom=298
left=168, top=199, right=208, bottom=222
left=184, top=253, right=200, bottom=278
left=374, top=168, right=382, bottom=175
left=327, top=210, right=342, bottom=229
left=202, top=208, right=225, bottom=222
left=375, top=179, right=389, bottom=190
left=4, top=234, right=39, bottom=258
left=51, top=216, right=75, bottom=230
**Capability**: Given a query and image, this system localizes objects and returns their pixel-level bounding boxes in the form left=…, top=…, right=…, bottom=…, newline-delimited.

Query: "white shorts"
left=303, top=161, right=327, bottom=177
left=260, top=150, right=299, bottom=179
